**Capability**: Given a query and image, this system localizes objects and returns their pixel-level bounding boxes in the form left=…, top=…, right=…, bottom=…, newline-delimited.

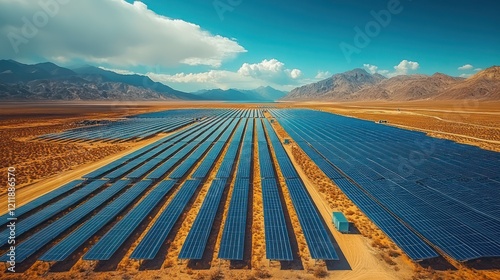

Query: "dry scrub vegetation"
left=0, top=117, right=129, bottom=194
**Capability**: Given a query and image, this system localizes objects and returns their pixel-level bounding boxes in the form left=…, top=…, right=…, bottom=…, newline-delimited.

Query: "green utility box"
left=332, top=212, right=349, bottom=233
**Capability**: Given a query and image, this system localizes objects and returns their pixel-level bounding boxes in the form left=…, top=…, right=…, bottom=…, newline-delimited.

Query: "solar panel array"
left=0, top=179, right=109, bottom=246
left=256, top=119, right=293, bottom=260
left=130, top=180, right=202, bottom=260
left=84, top=180, right=177, bottom=260
left=0, top=108, right=352, bottom=268
left=218, top=119, right=254, bottom=260
left=0, top=180, right=131, bottom=263
left=179, top=179, right=228, bottom=260
left=178, top=120, right=242, bottom=260
left=0, top=179, right=84, bottom=226
left=263, top=118, right=339, bottom=260
left=40, top=180, right=153, bottom=261
left=271, top=108, right=500, bottom=261
left=38, top=113, right=195, bottom=142
left=218, top=178, right=251, bottom=260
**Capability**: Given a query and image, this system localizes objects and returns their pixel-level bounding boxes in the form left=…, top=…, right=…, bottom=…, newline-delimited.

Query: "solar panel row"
left=0, top=179, right=84, bottom=226
left=40, top=180, right=153, bottom=261
left=263, top=118, right=339, bottom=260
left=257, top=119, right=293, bottom=260
left=179, top=179, right=228, bottom=260
left=261, top=179, right=293, bottom=261
left=0, top=180, right=131, bottom=263
left=218, top=178, right=250, bottom=260
left=130, top=179, right=202, bottom=260
left=0, top=179, right=109, bottom=246
left=84, top=180, right=177, bottom=261
left=218, top=118, right=255, bottom=260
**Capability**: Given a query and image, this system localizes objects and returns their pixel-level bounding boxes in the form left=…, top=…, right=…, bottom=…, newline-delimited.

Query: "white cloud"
left=458, top=64, right=474, bottom=71
left=288, top=68, right=302, bottom=79
left=315, top=71, right=331, bottom=79
left=238, top=59, right=285, bottom=77
left=148, top=59, right=303, bottom=92
left=393, top=60, right=420, bottom=76
left=237, top=59, right=302, bottom=83
left=362, top=60, right=419, bottom=77
left=459, top=73, right=472, bottom=78
left=474, top=68, right=482, bottom=72
left=0, top=0, right=246, bottom=68
left=363, top=64, right=378, bottom=74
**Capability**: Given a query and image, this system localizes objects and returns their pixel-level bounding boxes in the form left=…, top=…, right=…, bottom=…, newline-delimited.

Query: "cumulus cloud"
left=474, top=68, right=482, bottom=72
left=459, top=73, right=473, bottom=78
left=237, top=59, right=301, bottom=81
left=315, top=71, right=331, bottom=79
left=0, top=0, right=246, bottom=67
left=458, top=64, right=474, bottom=71
left=363, top=64, right=378, bottom=74
left=393, top=60, right=420, bottom=75
left=148, top=59, right=303, bottom=92
left=362, top=60, right=419, bottom=77
left=288, top=68, right=302, bottom=79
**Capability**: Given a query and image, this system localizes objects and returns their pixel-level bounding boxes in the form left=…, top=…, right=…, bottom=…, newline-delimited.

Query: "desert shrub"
left=313, top=266, right=328, bottom=278
left=254, top=268, right=272, bottom=279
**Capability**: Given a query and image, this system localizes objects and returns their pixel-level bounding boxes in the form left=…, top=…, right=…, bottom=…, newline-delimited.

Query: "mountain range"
left=283, top=67, right=500, bottom=101
left=0, top=60, right=284, bottom=101
left=1, top=60, right=498, bottom=101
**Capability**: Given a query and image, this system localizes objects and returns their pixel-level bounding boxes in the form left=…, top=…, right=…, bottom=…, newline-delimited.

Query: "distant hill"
left=0, top=60, right=75, bottom=83
left=242, top=86, right=287, bottom=100
left=435, top=66, right=500, bottom=100
left=72, top=66, right=196, bottom=100
left=194, top=86, right=286, bottom=101
left=350, top=73, right=464, bottom=101
left=282, top=67, right=499, bottom=101
left=0, top=60, right=198, bottom=100
left=283, top=68, right=386, bottom=101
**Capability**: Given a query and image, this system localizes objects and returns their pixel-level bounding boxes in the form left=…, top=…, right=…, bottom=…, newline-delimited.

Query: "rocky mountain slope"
left=0, top=60, right=197, bottom=100
left=282, top=67, right=499, bottom=101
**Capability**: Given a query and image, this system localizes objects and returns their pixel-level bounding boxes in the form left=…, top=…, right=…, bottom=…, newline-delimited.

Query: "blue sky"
left=1, top=0, right=499, bottom=91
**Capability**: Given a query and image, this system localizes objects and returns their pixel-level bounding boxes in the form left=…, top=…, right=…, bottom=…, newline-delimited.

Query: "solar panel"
left=83, top=158, right=128, bottom=179
left=40, top=180, right=153, bottom=261
left=0, top=180, right=131, bottom=263
left=169, top=158, right=198, bottom=179
left=0, top=180, right=84, bottom=226
left=275, top=156, right=299, bottom=179
left=0, top=180, right=108, bottom=246
left=130, top=179, right=202, bottom=260
left=179, top=179, right=228, bottom=260
left=261, top=179, right=293, bottom=261
left=146, top=158, right=178, bottom=180
left=218, top=178, right=250, bottom=260
left=126, top=158, right=163, bottom=179
left=82, top=180, right=177, bottom=260
left=104, top=158, right=147, bottom=179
